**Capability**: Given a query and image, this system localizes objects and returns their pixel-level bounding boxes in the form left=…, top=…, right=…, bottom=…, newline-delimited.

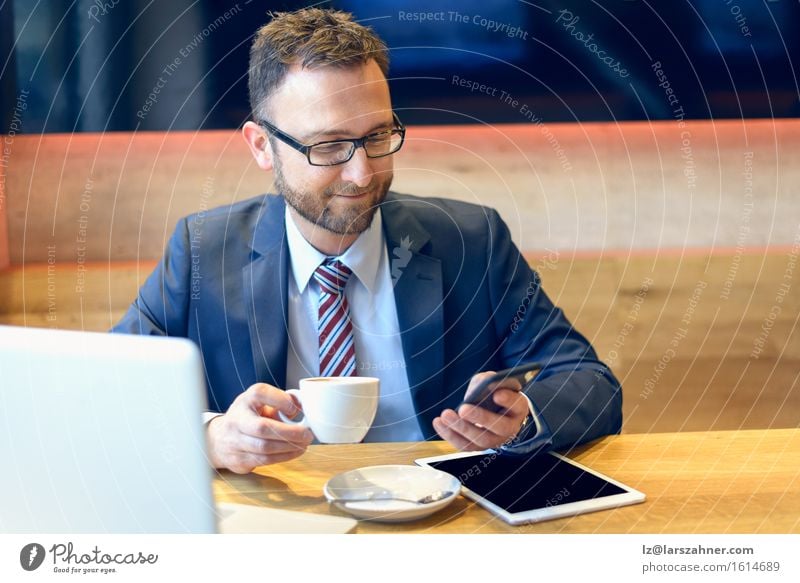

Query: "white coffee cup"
left=279, top=377, right=379, bottom=443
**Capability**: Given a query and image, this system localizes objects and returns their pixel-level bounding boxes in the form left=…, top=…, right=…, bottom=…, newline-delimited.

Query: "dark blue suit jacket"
left=112, top=192, right=622, bottom=450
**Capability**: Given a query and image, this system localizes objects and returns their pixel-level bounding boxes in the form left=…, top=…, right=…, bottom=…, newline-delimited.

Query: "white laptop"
left=0, top=325, right=355, bottom=534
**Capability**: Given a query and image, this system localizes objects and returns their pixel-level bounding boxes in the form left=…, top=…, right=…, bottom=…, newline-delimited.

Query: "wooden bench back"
left=3, top=119, right=798, bottom=265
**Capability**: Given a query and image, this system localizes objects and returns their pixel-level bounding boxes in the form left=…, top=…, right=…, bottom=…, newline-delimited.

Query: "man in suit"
left=113, top=8, right=621, bottom=474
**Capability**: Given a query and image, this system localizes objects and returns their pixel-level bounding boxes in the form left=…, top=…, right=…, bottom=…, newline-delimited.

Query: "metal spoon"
left=331, top=489, right=455, bottom=505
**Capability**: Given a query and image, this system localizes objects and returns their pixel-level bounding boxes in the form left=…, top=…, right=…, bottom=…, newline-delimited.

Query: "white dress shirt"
left=284, top=207, right=425, bottom=442
left=203, top=205, right=543, bottom=451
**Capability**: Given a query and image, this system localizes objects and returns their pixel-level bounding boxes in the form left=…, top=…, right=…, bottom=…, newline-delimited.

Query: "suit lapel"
left=381, top=195, right=444, bottom=439
left=240, top=193, right=446, bottom=437
left=242, top=196, right=289, bottom=389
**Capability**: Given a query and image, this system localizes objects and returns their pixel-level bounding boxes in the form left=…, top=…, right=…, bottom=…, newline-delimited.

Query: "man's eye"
left=313, top=143, right=347, bottom=154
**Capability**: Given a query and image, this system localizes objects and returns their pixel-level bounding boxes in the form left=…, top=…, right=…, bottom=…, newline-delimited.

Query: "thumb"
left=467, top=371, right=496, bottom=392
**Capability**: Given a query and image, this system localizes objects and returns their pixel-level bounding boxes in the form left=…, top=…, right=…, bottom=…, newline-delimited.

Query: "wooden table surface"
left=214, top=429, right=800, bottom=533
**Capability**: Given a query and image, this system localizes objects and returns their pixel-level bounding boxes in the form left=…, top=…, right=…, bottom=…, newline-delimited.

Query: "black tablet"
left=416, top=450, right=645, bottom=525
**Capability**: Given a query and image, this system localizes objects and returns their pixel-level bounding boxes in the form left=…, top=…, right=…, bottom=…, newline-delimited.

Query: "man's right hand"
left=206, top=383, right=314, bottom=474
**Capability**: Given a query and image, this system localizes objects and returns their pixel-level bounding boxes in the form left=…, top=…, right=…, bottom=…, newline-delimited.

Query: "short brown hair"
left=248, top=8, right=390, bottom=119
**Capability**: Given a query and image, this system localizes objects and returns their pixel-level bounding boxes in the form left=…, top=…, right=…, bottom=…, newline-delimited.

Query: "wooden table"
left=213, top=429, right=800, bottom=533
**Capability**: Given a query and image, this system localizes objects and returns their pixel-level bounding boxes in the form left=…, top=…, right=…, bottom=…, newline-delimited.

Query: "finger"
left=457, top=403, right=519, bottom=437
left=492, top=388, right=529, bottom=415
left=258, top=404, right=299, bottom=420
left=466, top=371, right=495, bottom=392
left=433, top=417, right=477, bottom=451
left=438, top=418, right=491, bottom=451
left=239, top=415, right=314, bottom=444
left=237, top=434, right=310, bottom=457
left=440, top=409, right=503, bottom=450
left=264, top=449, right=307, bottom=465
left=489, top=376, right=523, bottom=392
left=467, top=371, right=525, bottom=393
left=243, top=383, right=300, bottom=417
left=461, top=389, right=528, bottom=420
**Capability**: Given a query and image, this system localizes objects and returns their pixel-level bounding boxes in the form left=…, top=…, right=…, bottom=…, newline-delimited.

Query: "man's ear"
left=242, top=121, right=274, bottom=171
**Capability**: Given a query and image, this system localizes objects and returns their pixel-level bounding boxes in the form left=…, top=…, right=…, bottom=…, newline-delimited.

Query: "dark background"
left=2, top=0, right=798, bottom=133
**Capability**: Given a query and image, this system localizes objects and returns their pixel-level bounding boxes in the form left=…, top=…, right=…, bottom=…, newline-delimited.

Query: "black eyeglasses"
left=256, top=112, right=406, bottom=167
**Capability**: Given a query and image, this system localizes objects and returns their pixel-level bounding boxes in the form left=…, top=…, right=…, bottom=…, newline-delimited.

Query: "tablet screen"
left=426, top=452, right=627, bottom=514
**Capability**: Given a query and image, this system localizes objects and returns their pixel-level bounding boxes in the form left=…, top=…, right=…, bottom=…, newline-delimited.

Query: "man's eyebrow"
left=300, top=119, right=393, bottom=142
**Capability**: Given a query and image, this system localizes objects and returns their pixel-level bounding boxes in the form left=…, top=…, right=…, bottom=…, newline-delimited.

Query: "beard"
left=273, top=156, right=393, bottom=236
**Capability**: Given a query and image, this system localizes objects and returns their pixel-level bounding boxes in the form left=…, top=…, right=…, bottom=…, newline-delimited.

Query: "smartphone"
left=459, top=362, right=542, bottom=414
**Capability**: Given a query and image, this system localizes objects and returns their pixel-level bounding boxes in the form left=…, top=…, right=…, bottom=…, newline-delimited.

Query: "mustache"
left=324, top=183, right=375, bottom=197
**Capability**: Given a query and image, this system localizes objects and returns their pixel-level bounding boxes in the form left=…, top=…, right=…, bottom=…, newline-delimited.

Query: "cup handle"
left=277, top=389, right=307, bottom=426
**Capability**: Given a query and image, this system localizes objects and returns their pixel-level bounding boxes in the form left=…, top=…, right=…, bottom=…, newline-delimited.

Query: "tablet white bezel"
left=415, top=450, right=646, bottom=526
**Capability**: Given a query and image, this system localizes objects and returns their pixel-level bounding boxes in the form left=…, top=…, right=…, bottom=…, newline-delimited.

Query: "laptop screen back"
left=0, top=326, right=216, bottom=533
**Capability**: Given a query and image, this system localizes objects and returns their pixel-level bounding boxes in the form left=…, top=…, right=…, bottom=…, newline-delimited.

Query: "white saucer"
left=323, top=464, right=461, bottom=523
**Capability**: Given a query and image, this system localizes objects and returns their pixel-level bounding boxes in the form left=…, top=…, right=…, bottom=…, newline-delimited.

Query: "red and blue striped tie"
left=314, top=259, right=357, bottom=377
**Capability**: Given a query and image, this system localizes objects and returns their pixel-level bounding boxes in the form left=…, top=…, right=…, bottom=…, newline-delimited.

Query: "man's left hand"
left=433, top=371, right=530, bottom=451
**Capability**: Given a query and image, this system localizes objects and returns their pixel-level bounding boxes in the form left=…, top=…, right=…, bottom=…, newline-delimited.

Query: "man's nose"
left=339, top=147, right=375, bottom=188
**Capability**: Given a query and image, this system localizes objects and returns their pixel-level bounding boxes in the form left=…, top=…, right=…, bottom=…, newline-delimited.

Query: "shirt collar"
left=285, top=206, right=383, bottom=295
